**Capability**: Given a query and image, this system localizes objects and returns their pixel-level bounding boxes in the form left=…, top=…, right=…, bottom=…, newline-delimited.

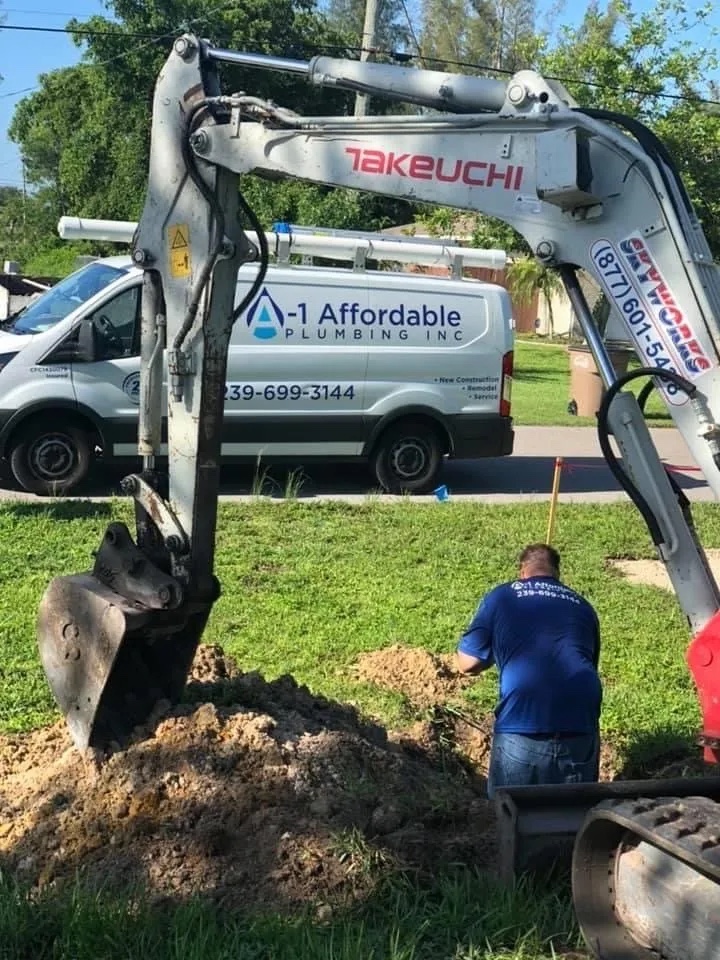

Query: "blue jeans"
left=487, top=730, right=600, bottom=799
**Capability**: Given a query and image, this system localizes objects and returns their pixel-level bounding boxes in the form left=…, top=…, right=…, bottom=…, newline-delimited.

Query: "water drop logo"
left=246, top=287, right=284, bottom=340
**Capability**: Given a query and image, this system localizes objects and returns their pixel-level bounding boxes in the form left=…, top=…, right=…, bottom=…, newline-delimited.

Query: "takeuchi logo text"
left=345, top=147, right=523, bottom=190
left=619, top=236, right=711, bottom=376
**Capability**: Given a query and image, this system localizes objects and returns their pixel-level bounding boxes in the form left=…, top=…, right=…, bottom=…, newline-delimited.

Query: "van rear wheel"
left=371, top=419, right=444, bottom=494
left=9, top=421, right=93, bottom=496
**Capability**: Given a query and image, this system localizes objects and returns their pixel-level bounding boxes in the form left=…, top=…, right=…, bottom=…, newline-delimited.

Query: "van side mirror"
left=43, top=319, right=97, bottom=364
left=76, top=318, right=98, bottom=362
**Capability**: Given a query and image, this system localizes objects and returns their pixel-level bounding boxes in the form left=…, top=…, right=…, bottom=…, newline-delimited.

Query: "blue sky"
left=0, top=0, right=715, bottom=190
left=0, top=0, right=108, bottom=188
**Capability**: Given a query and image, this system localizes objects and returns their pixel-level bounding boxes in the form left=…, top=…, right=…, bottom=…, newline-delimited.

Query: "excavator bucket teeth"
left=37, top=572, right=210, bottom=751
left=495, top=776, right=720, bottom=884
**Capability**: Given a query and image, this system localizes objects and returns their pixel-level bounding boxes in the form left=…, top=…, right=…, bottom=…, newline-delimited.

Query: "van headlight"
left=0, top=352, right=18, bottom=373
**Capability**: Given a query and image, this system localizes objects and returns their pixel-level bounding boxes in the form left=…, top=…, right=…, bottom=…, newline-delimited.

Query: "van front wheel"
left=371, top=419, right=444, bottom=494
left=9, top=421, right=93, bottom=496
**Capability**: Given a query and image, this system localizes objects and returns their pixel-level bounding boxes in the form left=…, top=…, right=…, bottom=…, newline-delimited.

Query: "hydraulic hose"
left=596, top=367, right=696, bottom=547
left=174, top=99, right=270, bottom=350
left=232, top=191, right=269, bottom=324
left=632, top=377, right=691, bottom=512
left=636, top=378, right=655, bottom=413
left=174, top=97, right=228, bottom=353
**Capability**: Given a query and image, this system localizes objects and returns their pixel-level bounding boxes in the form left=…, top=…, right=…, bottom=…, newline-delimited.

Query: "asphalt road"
left=0, top=426, right=711, bottom=504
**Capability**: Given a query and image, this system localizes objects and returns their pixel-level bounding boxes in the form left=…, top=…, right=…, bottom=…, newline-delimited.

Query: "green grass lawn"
left=0, top=499, right=704, bottom=751
left=0, top=498, right=711, bottom=958
left=512, top=339, right=672, bottom=427
left=0, top=871, right=581, bottom=960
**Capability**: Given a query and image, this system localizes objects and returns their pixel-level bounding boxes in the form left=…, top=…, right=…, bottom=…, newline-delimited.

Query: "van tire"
left=9, top=420, right=94, bottom=496
left=371, top=418, right=444, bottom=494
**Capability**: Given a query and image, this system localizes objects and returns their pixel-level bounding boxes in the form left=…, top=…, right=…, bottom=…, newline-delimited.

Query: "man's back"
left=461, top=575, right=601, bottom=735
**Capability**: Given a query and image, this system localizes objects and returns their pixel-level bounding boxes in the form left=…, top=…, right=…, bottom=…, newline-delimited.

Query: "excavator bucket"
left=37, top=522, right=211, bottom=750
left=495, top=776, right=720, bottom=884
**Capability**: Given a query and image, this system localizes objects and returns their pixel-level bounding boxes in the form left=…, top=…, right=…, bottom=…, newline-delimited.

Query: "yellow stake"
left=546, top=456, right=564, bottom=545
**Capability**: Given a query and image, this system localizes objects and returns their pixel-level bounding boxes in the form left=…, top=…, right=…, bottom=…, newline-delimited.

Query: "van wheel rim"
left=30, top=434, right=76, bottom=481
left=389, top=437, right=429, bottom=481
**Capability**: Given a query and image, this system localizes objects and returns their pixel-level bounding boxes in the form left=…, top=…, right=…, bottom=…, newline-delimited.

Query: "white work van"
left=0, top=255, right=514, bottom=495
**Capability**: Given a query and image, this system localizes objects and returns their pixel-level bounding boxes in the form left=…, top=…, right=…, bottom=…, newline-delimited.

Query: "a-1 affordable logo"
left=246, top=287, right=285, bottom=340
left=245, top=287, right=465, bottom=343
left=345, top=147, right=524, bottom=190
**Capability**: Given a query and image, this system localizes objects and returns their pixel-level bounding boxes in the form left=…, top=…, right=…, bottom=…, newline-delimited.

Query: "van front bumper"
left=449, top=415, right=514, bottom=459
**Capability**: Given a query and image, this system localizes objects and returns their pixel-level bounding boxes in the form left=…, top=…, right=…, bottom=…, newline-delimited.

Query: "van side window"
left=87, top=286, right=140, bottom=361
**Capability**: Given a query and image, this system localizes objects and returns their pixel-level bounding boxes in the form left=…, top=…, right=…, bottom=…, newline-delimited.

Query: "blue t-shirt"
left=458, top=576, right=602, bottom=734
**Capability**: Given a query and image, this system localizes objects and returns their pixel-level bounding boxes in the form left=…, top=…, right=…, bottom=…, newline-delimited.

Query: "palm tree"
left=505, top=256, right=565, bottom=339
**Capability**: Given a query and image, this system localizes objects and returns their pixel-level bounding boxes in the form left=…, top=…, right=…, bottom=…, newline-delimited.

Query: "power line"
left=1, top=23, right=160, bottom=38
left=301, top=41, right=720, bottom=109
left=397, top=0, right=426, bottom=67
left=4, top=7, right=102, bottom=14
left=0, top=0, right=248, bottom=105
left=426, top=53, right=720, bottom=107
left=3, top=21, right=720, bottom=110
left=0, top=87, right=36, bottom=100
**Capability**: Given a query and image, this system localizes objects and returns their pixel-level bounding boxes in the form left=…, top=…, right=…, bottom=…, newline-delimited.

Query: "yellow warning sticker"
left=168, top=224, right=191, bottom=278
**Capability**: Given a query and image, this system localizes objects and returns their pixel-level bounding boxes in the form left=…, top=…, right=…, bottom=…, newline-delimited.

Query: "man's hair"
left=518, top=543, right=561, bottom=574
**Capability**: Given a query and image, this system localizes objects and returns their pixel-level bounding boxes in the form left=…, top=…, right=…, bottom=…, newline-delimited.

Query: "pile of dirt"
left=0, top=645, right=493, bottom=913
left=355, top=645, right=494, bottom=773
left=354, top=646, right=628, bottom=782
left=354, top=644, right=472, bottom=708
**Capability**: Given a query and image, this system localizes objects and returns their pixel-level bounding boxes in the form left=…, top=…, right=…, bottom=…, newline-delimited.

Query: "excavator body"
left=33, top=32, right=720, bottom=957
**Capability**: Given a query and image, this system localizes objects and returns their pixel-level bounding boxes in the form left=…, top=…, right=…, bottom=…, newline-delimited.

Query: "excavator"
left=35, top=33, right=720, bottom=960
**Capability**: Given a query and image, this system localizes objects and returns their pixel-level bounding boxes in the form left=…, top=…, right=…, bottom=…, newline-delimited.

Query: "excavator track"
left=573, top=794, right=720, bottom=960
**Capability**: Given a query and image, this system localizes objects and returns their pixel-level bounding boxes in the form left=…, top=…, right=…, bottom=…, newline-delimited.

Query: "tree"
left=536, top=0, right=720, bottom=253
left=420, top=0, right=497, bottom=70
left=505, top=255, right=564, bottom=338
left=488, top=0, right=535, bottom=71
left=419, top=0, right=534, bottom=73
left=417, top=0, right=720, bottom=258
left=415, top=0, right=536, bottom=249
left=324, top=0, right=410, bottom=52
left=7, top=0, right=417, bottom=266
left=0, top=185, right=65, bottom=271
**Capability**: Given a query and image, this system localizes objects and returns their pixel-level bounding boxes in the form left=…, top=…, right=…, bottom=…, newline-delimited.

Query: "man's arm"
left=584, top=604, right=601, bottom=670
left=592, top=610, right=601, bottom=670
left=456, top=593, right=496, bottom=675
left=456, top=650, right=493, bottom=675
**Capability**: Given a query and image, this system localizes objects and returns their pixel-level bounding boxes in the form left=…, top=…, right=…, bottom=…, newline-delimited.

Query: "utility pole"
left=21, top=159, right=27, bottom=226
left=354, top=0, right=379, bottom=117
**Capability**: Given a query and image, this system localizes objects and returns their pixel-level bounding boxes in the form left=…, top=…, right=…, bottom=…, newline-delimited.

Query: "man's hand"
left=456, top=651, right=492, bottom=675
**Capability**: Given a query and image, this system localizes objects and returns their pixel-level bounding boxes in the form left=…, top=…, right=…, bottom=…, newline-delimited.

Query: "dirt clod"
left=0, top=644, right=494, bottom=913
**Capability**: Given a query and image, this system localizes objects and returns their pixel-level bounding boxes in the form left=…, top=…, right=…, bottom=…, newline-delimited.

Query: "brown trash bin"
left=568, top=344, right=633, bottom=417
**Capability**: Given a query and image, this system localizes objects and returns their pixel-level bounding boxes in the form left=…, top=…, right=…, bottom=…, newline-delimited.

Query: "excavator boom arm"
left=186, top=40, right=720, bottom=655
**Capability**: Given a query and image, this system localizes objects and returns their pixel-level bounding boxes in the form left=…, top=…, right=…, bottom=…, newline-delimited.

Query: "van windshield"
left=9, top=261, right=129, bottom=335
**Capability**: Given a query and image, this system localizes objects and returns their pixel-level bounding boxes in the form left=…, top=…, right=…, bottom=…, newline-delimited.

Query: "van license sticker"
left=122, top=371, right=141, bottom=404
left=29, top=365, right=70, bottom=379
